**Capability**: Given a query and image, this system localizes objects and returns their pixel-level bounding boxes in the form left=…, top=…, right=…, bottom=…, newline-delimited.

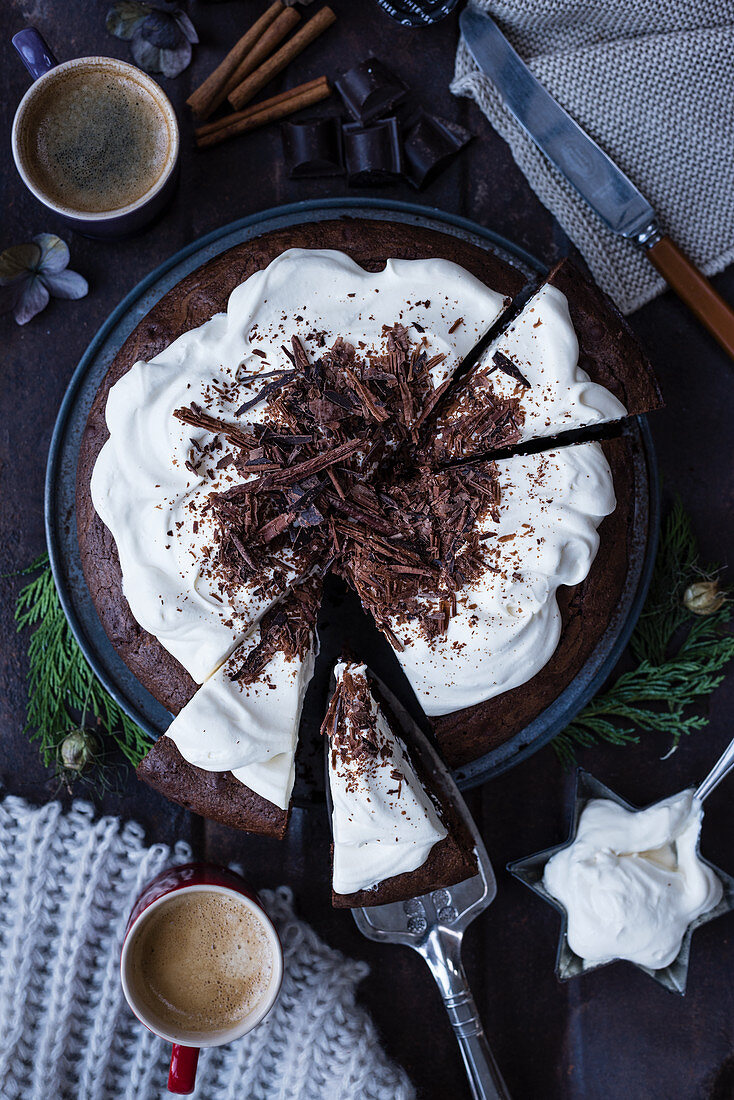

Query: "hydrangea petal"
left=142, top=11, right=180, bottom=49
left=41, top=269, right=89, bottom=300
left=175, top=11, right=198, bottom=44
left=14, top=276, right=49, bottom=325
left=130, top=34, right=163, bottom=72
left=33, top=233, right=70, bottom=274
left=157, top=40, right=191, bottom=77
left=0, top=243, right=41, bottom=285
left=106, top=1, right=151, bottom=40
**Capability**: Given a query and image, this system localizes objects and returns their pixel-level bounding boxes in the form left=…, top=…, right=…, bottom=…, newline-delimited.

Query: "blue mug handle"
left=12, top=27, right=58, bottom=80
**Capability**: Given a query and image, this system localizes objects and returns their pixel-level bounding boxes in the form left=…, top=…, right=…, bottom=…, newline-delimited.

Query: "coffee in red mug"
left=120, top=863, right=283, bottom=1095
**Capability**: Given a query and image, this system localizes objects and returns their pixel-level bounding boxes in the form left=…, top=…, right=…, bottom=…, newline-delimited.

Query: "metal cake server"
left=460, top=6, right=734, bottom=361
left=325, top=674, right=510, bottom=1100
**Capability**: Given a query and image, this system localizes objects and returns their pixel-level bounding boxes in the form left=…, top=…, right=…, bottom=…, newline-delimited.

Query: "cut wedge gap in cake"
left=323, top=660, right=477, bottom=908
left=137, top=580, right=321, bottom=837
left=428, top=257, right=663, bottom=464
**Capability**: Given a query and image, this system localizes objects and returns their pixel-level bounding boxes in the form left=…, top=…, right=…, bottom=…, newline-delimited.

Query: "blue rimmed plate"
left=44, top=198, right=658, bottom=799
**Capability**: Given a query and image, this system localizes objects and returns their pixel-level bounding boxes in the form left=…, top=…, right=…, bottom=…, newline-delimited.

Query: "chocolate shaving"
left=492, top=350, right=531, bottom=389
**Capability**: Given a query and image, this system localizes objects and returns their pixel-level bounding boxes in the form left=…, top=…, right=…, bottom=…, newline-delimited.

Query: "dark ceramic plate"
left=45, top=198, right=658, bottom=802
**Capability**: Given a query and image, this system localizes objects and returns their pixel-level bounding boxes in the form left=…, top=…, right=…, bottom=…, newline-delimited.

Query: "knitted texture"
left=453, top=0, right=734, bottom=314
left=0, top=795, right=415, bottom=1100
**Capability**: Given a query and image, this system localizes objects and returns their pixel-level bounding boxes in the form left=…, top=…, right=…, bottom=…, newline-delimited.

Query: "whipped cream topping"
left=543, top=791, right=722, bottom=970
left=91, top=249, right=508, bottom=684
left=434, top=283, right=627, bottom=459
left=326, top=661, right=447, bottom=895
left=165, top=622, right=317, bottom=810
left=387, top=441, right=616, bottom=716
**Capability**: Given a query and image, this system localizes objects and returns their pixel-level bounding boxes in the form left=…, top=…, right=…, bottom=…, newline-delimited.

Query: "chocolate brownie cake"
left=324, top=661, right=477, bottom=908
left=76, top=217, right=661, bottom=834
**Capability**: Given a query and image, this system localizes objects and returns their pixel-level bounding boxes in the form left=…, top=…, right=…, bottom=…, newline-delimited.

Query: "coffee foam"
left=130, top=890, right=274, bottom=1035
left=20, top=61, right=172, bottom=214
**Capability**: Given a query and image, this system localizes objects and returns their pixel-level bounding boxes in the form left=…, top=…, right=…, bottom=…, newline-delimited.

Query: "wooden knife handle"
left=646, top=235, right=734, bottom=360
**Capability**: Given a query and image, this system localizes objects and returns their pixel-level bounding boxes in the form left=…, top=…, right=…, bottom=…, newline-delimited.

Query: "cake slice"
left=137, top=581, right=319, bottom=837
left=430, top=258, right=662, bottom=463
left=323, top=660, right=477, bottom=908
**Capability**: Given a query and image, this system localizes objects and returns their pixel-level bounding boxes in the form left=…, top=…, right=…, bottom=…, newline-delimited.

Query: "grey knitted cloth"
left=0, top=795, right=415, bottom=1100
left=453, top=0, right=734, bottom=314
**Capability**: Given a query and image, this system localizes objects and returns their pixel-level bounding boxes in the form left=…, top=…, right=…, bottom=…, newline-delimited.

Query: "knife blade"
left=460, top=6, right=734, bottom=360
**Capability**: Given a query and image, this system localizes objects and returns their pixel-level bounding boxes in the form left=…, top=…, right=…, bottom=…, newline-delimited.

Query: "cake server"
left=325, top=675, right=511, bottom=1100
left=460, top=6, right=734, bottom=361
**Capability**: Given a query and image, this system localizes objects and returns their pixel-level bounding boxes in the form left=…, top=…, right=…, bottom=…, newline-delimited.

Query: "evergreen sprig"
left=554, top=501, right=733, bottom=767
left=14, top=553, right=149, bottom=769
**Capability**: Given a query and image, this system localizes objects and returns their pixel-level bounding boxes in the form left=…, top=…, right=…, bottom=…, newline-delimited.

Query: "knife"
left=460, top=6, right=734, bottom=360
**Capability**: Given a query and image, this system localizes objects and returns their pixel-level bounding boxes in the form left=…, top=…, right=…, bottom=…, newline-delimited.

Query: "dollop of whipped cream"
left=389, top=440, right=616, bottom=716
left=543, top=791, right=722, bottom=970
left=434, top=283, right=627, bottom=460
left=91, top=248, right=507, bottom=684
left=326, top=661, right=447, bottom=896
left=165, top=613, right=317, bottom=810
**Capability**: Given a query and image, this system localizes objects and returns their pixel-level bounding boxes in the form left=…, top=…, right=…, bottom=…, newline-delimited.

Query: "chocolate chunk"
left=281, top=117, right=344, bottom=178
left=343, top=118, right=403, bottom=186
left=404, top=113, right=472, bottom=189
left=335, top=57, right=407, bottom=122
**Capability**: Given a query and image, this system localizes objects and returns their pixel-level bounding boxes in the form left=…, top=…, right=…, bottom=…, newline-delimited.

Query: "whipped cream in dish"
left=543, top=791, right=722, bottom=970
left=433, top=282, right=628, bottom=461
left=325, top=661, right=447, bottom=895
left=385, top=441, right=616, bottom=716
left=91, top=249, right=508, bottom=684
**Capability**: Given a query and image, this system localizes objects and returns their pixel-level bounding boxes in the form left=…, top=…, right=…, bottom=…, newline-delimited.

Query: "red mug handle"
left=168, top=1045, right=200, bottom=1095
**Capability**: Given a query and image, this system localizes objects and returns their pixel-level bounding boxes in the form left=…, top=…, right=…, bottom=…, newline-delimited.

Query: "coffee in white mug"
left=127, top=890, right=276, bottom=1039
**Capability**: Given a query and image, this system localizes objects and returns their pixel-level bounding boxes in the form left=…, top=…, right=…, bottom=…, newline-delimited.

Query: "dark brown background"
left=2, top=3, right=733, bottom=1098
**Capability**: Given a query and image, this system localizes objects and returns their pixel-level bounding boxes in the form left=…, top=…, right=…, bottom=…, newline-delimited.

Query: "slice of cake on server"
left=323, top=660, right=477, bottom=908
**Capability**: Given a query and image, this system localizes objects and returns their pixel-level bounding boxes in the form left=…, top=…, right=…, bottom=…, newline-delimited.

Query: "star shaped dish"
left=508, top=769, right=734, bottom=994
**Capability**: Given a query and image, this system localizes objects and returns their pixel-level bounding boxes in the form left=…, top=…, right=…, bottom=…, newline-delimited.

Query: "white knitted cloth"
left=453, top=0, right=734, bottom=314
left=0, top=795, right=415, bottom=1100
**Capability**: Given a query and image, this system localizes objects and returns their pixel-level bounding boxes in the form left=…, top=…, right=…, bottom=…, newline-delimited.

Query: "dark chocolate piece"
left=343, top=118, right=403, bottom=186
left=281, top=117, right=344, bottom=178
left=335, top=57, right=407, bottom=122
left=404, top=113, right=472, bottom=189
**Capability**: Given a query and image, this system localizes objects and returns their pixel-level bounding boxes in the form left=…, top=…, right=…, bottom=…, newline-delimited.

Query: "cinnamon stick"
left=195, top=77, right=332, bottom=149
left=228, top=6, right=337, bottom=112
left=186, top=0, right=284, bottom=120
left=196, top=77, right=329, bottom=138
left=219, top=7, right=301, bottom=105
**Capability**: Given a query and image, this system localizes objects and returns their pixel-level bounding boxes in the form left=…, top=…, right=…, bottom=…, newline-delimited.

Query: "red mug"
left=120, top=862, right=284, bottom=1095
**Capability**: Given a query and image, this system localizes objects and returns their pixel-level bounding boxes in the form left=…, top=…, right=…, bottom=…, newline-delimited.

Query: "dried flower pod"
left=683, top=580, right=725, bottom=616
left=60, top=728, right=99, bottom=773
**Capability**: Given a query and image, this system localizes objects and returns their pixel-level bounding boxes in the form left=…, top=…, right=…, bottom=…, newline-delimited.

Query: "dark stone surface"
left=1, top=3, right=733, bottom=1098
